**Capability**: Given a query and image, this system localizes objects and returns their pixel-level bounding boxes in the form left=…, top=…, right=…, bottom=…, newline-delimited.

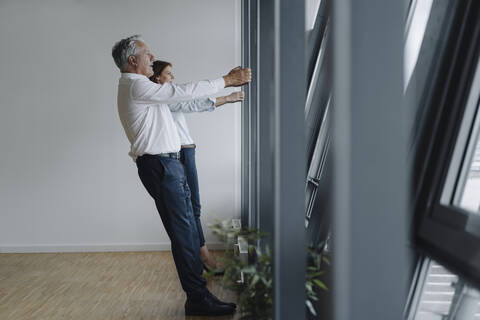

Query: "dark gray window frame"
left=404, top=0, right=463, bottom=317
left=241, top=1, right=307, bottom=318
left=414, top=0, right=480, bottom=290
left=241, top=0, right=259, bottom=229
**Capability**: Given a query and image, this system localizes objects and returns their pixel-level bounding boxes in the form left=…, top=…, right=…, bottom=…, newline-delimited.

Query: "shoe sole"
left=185, top=309, right=235, bottom=316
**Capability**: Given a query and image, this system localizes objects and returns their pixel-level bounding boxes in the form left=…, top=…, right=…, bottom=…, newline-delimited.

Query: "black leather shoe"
left=185, top=294, right=236, bottom=316
left=206, top=290, right=236, bottom=309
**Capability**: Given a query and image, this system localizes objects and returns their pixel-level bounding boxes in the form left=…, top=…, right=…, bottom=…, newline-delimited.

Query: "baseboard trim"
left=0, top=242, right=226, bottom=253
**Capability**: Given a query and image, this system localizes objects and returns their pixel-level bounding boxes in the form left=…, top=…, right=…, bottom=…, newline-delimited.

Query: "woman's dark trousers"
left=180, top=147, right=206, bottom=247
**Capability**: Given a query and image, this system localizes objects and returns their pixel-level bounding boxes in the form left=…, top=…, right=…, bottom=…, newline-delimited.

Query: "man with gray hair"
left=112, top=35, right=251, bottom=316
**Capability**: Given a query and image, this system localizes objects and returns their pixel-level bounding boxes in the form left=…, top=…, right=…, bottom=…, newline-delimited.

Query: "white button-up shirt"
left=117, top=73, right=224, bottom=161
left=171, top=97, right=216, bottom=145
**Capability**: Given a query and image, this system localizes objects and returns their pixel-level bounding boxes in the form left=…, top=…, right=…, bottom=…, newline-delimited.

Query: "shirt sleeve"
left=131, top=77, right=225, bottom=104
left=168, top=97, right=216, bottom=113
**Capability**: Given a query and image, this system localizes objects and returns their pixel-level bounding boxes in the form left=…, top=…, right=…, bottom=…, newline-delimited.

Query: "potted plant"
left=207, top=220, right=329, bottom=320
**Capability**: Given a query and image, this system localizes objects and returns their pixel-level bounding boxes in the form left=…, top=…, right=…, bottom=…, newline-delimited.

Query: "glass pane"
left=404, top=0, right=434, bottom=89
left=458, top=137, right=480, bottom=213
left=305, top=0, right=321, bottom=31
left=439, top=43, right=480, bottom=236
left=413, top=259, right=480, bottom=320
left=449, top=78, right=480, bottom=235
left=414, top=260, right=458, bottom=320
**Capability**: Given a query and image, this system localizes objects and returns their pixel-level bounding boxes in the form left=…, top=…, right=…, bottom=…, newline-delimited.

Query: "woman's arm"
left=215, top=91, right=245, bottom=108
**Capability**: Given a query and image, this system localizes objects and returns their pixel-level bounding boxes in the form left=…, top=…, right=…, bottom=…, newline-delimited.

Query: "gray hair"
left=111, top=35, right=144, bottom=71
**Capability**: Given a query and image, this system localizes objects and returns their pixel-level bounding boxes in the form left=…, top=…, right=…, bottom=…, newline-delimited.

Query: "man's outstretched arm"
left=132, top=67, right=251, bottom=105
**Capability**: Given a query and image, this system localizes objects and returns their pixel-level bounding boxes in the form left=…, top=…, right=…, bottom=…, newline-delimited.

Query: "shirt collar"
left=120, top=72, right=148, bottom=80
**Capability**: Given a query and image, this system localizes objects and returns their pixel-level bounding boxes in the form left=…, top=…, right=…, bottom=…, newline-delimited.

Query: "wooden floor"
left=0, top=251, right=238, bottom=320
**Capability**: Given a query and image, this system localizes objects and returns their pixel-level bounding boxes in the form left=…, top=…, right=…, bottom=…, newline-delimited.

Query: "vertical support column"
left=241, top=0, right=251, bottom=228
left=256, top=0, right=306, bottom=318
left=250, top=0, right=259, bottom=230
left=273, top=0, right=306, bottom=319
left=257, top=0, right=276, bottom=238
left=332, top=1, right=409, bottom=320
left=242, top=0, right=259, bottom=230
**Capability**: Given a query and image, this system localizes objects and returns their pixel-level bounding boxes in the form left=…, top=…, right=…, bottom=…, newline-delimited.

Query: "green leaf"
left=306, top=282, right=313, bottom=291
left=250, top=274, right=260, bottom=287
left=306, top=300, right=317, bottom=316
left=308, top=271, right=325, bottom=277
left=313, top=279, right=328, bottom=291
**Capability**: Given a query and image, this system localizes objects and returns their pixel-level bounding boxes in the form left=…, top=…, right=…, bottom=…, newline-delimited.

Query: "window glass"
left=439, top=56, right=480, bottom=235
left=455, top=111, right=480, bottom=235
left=457, top=128, right=480, bottom=214
left=437, top=43, right=480, bottom=236
left=305, top=0, right=321, bottom=31
left=413, top=259, right=480, bottom=320
left=404, top=0, right=434, bottom=89
left=414, top=260, right=458, bottom=319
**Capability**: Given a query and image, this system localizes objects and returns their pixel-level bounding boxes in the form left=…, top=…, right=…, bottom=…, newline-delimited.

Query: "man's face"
left=133, top=41, right=154, bottom=77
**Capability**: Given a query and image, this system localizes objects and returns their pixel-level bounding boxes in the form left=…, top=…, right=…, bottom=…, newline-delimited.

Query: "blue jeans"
left=180, top=147, right=206, bottom=247
left=136, top=154, right=206, bottom=300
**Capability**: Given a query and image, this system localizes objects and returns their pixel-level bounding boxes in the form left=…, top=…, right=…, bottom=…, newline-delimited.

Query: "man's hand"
left=223, top=67, right=252, bottom=87
left=226, top=91, right=245, bottom=103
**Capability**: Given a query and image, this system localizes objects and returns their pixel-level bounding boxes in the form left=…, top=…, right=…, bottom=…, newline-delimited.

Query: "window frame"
left=415, top=0, right=480, bottom=289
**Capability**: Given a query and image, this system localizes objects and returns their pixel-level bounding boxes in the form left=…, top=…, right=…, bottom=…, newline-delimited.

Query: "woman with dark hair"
left=150, top=60, right=244, bottom=271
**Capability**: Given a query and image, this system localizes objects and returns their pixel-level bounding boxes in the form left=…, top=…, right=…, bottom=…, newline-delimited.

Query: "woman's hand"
left=226, top=91, right=245, bottom=103
left=215, top=91, right=245, bottom=108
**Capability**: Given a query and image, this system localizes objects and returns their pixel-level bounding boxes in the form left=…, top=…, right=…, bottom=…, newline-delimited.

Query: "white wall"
left=0, top=0, right=241, bottom=252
